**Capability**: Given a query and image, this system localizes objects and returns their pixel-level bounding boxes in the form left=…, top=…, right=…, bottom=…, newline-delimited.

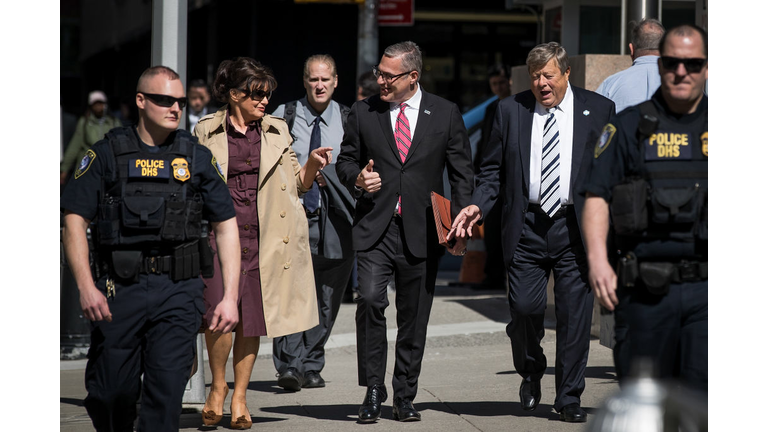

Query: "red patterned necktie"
left=394, top=103, right=411, bottom=214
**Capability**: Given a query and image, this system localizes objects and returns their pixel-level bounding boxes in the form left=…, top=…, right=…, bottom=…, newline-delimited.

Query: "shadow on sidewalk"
left=417, top=400, right=561, bottom=421
left=262, top=400, right=579, bottom=422
left=178, top=412, right=286, bottom=430
left=60, top=397, right=85, bottom=407
left=497, top=365, right=617, bottom=381
left=261, top=403, right=362, bottom=422
left=448, top=297, right=510, bottom=323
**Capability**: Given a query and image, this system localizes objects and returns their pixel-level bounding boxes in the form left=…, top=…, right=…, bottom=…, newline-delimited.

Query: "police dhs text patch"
left=645, top=131, right=692, bottom=160
left=129, top=159, right=170, bottom=178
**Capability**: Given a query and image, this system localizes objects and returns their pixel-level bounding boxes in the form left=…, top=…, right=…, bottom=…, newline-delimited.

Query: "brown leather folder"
left=430, top=191, right=455, bottom=247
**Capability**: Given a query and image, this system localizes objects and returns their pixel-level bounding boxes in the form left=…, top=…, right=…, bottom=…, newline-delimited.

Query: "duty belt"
left=140, top=256, right=173, bottom=274
left=670, top=260, right=707, bottom=282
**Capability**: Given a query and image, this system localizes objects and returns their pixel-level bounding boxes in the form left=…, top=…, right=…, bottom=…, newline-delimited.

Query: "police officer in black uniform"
left=61, top=65, right=241, bottom=431
left=581, top=24, right=708, bottom=392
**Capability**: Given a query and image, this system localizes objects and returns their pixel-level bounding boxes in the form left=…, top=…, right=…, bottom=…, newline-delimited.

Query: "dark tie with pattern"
left=540, top=108, right=561, bottom=217
left=304, top=116, right=322, bottom=213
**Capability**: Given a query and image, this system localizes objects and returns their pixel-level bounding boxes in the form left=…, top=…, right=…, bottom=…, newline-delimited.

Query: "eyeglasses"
left=660, top=56, right=707, bottom=74
left=241, top=88, right=272, bottom=101
left=138, top=92, right=188, bottom=109
left=372, top=66, right=411, bottom=83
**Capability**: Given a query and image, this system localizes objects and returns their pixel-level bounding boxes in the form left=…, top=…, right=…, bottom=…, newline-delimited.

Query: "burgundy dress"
left=202, top=114, right=267, bottom=337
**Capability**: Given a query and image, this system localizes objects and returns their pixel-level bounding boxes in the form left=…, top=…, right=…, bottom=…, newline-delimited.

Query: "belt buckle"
left=678, top=260, right=697, bottom=282
left=147, top=256, right=160, bottom=274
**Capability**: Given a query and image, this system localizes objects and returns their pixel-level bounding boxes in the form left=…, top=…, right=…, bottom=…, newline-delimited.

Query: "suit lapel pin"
left=424, top=109, right=431, bottom=115
left=583, top=110, right=590, bottom=116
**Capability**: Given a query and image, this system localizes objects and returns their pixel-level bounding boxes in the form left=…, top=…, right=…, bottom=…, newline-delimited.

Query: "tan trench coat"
left=193, top=107, right=318, bottom=338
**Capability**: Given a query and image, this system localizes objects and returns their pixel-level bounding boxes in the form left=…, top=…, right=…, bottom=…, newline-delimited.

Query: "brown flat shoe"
left=230, top=403, right=252, bottom=430
left=202, top=410, right=222, bottom=426
left=202, top=386, right=228, bottom=426
left=230, top=414, right=253, bottom=430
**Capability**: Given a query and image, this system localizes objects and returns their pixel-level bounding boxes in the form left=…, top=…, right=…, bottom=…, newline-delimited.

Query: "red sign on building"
left=379, top=0, right=414, bottom=26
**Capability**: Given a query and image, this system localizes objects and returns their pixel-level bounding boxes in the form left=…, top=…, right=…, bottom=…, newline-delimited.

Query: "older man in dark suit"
left=451, top=42, right=615, bottom=423
left=337, top=41, right=473, bottom=424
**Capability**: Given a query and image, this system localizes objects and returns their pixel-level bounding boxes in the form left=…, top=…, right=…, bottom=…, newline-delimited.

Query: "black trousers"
left=83, top=273, right=203, bottom=432
left=506, top=207, right=593, bottom=411
left=625, top=280, right=708, bottom=392
left=612, top=287, right=632, bottom=382
left=272, top=254, right=355, bottom=374
left=355, top=216, right=439, bottom=400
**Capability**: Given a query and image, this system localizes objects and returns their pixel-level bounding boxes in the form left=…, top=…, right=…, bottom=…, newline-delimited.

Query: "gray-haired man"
left=337, top=41, right=474, bottom=423
left=452, top=42, right=615, bottom=423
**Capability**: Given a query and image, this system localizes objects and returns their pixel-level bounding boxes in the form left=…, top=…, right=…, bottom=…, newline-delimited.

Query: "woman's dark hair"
left=212, top=57, right=277, bottom=103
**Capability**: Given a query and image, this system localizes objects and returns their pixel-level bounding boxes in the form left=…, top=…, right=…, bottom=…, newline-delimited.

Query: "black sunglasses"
left=660, top=56, right=707, bottom=74
left=139, top=92, right=188, bottom=109
left=372, top=66, right=411, bottom=83
left=241, top=88, right=272, bottom=101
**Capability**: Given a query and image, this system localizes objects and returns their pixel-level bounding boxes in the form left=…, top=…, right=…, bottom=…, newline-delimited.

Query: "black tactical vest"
left=615, top=100, right=708, bottom=261
left=96, top=127, right=203, bottom=249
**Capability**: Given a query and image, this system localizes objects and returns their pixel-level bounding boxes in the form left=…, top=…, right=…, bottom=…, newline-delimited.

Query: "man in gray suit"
left=271, top=54, right=355, bottom=391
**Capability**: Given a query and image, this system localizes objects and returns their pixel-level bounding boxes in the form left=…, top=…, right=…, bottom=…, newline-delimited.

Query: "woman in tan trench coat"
left=193, top=57, right=332, bottom=429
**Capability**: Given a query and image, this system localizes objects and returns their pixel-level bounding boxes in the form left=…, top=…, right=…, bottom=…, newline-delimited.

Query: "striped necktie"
left=394, top=103, right=411, bottom=214
left=540, top=108, right=561, bottom=217
left=395, top=103, right=411, bottom=162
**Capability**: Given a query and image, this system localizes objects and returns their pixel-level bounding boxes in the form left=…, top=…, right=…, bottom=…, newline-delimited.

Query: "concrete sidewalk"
left=60, top=276, right=620, bottom=431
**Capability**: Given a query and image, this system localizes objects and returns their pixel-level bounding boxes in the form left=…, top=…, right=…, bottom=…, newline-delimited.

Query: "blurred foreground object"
left=587, top=360, right=707, bottom=432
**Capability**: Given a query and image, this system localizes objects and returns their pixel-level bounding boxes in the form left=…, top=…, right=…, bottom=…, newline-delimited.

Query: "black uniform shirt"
left=581, top=90, right=709, bottom=201
left=61, top=127, right=236, bottom=223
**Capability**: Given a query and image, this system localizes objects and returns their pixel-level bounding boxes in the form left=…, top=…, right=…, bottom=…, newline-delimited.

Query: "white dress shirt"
left=528, top=83, right=575, bottom=205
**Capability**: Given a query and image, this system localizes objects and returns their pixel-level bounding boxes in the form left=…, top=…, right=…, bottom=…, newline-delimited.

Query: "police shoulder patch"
left=701, top=131, right=708, bottom=157
left=74, top=149, right=97, bottom=179
left=212, top=156, right=225, bottom=181
left=595, top=123, right=616, bottom=158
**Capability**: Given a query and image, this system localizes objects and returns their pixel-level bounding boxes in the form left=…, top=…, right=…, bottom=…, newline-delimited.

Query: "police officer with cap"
left=61, top=65, right=241, bottom=431
left=581, top=24, right=708, bottom=392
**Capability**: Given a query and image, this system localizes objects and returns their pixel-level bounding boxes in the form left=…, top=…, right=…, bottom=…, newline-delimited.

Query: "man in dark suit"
left=336, top=41, right=474, bottom=424
left=451, top=42, right=615, bottom=423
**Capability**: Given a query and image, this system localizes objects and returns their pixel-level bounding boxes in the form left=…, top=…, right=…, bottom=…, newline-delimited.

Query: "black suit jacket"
left=472, top=86, right=615, bottom=264
left=336, top=90, right=474, bottom=259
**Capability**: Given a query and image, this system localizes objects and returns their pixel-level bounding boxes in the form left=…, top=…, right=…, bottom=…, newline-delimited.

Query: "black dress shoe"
left=392, top=397, right=421, bottom=422
left=277, top=368, right=303, bottom=392
left=559, top=403, right=587, bottom=423
left=358, top=385, right=387, bottom=423
left=519, top=379, right=541, bottom=411
left=303, top=371, right=325, bottom=388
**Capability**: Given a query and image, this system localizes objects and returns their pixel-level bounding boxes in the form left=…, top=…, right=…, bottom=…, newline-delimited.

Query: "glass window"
left=579, top=6, right=621, bottom=54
